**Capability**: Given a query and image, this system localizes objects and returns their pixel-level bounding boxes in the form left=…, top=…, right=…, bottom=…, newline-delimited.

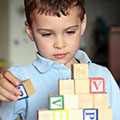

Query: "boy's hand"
left=0, top=71, right=21, bottom=102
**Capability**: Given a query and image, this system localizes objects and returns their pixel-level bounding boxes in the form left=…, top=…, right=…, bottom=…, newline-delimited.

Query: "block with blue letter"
left=83, top=109, right=98, bottom=120
left=16, top=79, right=36, bottom=100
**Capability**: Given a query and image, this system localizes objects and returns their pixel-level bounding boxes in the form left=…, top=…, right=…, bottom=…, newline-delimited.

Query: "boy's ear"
left=25, top=21, right=34, bottom=41
left=80, top=14, right=87, bottom=35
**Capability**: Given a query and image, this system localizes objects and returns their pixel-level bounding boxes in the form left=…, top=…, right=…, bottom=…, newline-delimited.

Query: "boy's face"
left=25, top=7, right=86, bottom=69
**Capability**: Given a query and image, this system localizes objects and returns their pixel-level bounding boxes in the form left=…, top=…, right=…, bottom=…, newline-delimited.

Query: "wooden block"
left=72, top=63, right=88, bottom=79
left=93, top=94, right=109, bottom=108
left=68, top=109, right=83, bottom=120
left=98, top=108, right=112, bottom=120
left=16, top=79, right=36, bottom=100
left=54, top=110, right=68, bottom=120
left=64, top=94, right=79, bottom=109
left=90, top=78, right=105, bottom=93
left=49, top=95, right=64, bottom=110
left=75, top=79, right=90, bottom=94
left=59, top=80, right=74, bottom=95
left=78, top=94, right=93, bottom=108
left=37, top=110, right=53, bottom=120
left=83, top=108, right=98, bottom=120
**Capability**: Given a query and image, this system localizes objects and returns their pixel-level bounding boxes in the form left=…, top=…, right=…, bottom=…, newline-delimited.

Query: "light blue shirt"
left=0, top=50, right=120, bottom=120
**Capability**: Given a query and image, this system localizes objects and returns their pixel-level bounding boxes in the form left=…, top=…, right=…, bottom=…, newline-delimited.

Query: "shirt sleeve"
left=106, top=68, right=120, bottom=120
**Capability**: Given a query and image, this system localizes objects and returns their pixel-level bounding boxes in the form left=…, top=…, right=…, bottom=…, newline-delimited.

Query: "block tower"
left=37, top=63, right=112, bottom=120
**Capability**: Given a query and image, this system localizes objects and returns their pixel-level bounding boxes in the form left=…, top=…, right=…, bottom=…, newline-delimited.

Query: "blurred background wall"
left=0, top=0, right=120, bottom=84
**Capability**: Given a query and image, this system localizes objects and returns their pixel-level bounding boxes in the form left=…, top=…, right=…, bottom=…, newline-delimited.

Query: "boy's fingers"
left=0, top=86, right=18, bottom=101
left=0, top=78, right=21, bottom=96
left=0, top=94, right=10, bottom=102
left=1, top=71, right=21, bottom=86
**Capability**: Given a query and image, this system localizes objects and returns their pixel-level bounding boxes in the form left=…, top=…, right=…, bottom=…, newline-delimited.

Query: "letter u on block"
left=54, top=110, right=68, bottom=120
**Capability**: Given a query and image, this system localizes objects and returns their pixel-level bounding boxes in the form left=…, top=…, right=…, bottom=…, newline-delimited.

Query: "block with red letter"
left=90, top=78, right=105, bottom=93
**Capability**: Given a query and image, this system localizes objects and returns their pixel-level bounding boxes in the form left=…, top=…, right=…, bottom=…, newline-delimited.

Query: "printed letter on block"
left=83, top=109, right=98, bottom=120
left=54, top=110, right=68, bottom=120
left=49, top=95, right=64, bottom=110
left=16, top=84, right=28, bottom=100
left=90, top=78, right=105, bottom=93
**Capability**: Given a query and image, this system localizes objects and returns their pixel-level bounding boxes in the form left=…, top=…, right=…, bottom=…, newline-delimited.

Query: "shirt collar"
left=32, top=50, right=91, bottom=73
left=32, top=52, right=57, bottom=73
left=75, top=50, right=91, bottom=64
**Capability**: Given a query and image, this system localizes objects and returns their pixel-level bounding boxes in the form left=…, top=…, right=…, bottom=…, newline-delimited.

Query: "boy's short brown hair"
left=24, top=0, right=85, bottom=26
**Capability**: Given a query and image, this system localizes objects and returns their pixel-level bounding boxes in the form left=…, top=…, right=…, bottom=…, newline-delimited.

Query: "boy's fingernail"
left=17, top=90, right=21, bottom=96
left=12, top=96, right=18, bottom=101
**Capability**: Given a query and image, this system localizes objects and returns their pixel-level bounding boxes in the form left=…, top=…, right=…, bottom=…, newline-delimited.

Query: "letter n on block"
left=54, top=110, right=68, bottom=120
left=90, top=78, right=105, bottom=93
left=83, top=109, right=98, bottom=120
left=49, top=95, right=64, bottom=110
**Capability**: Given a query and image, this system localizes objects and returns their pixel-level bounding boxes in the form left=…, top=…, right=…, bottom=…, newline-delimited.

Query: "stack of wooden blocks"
left=37, top=63, right=112, bottom=120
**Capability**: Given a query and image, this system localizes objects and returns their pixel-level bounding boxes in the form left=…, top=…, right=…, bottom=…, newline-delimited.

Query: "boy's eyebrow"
left=37, top=25, right=79, bottom=32
left=64, top=25, right=79, bottom=30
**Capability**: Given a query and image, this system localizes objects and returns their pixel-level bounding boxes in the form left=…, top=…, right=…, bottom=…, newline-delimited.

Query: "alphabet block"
left=98, top=108, right=112, bottom=120
left=78, top=94, right=93, bottom=108
left=75, top=79, right=90, bottom=94
left=93, top=94, right=108, bottom=108
left=69, top=109, right=83, bottom=120
left=16, top=84, right=28, bottom=100
left=37, top=110, right=53, bottom=120
left=83, top=108, right=98, bottom=120
left=64, top=95, right=79, bottom=109
left=72, top=63, right=88, bottom=79
left=49, top=95, right=64, bottom=110
left=54, top=110, right=68, bottom=120
left=59, top=80, right=74, bottom=95
left=90, top=78, right=105, bottom=93
left=16, top=79, right=36, bottom=100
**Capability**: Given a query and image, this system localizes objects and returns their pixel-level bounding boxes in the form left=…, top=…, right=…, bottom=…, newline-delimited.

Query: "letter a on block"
left=83, top=109, right=98, bottom=120
left=49, top=95, right=64, bottom=110
left=54, top=110, right=68, bottom=120
left=90, top=78, right=105, bottom=93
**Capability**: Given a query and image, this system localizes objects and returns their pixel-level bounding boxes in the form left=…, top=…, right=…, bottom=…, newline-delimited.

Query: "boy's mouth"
left=54, top=53, right=68, bottom=59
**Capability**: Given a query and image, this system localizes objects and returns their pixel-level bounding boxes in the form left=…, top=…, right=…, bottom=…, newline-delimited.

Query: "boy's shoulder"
left=89, top=62, right=111, bottom=80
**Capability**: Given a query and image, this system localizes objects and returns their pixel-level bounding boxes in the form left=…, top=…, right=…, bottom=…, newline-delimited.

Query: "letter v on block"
left=90, top=78, right=105, bottom=93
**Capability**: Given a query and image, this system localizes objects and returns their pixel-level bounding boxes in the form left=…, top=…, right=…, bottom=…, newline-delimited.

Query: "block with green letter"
left=49, top=95, right=64, bottom=110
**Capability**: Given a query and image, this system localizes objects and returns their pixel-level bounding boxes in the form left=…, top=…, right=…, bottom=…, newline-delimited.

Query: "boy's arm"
left=0, top=71, right=21, bottom=102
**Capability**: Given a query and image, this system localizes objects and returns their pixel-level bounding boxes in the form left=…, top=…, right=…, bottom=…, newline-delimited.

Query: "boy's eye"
left=66, top=31, right=75, bottom=35
left=41, top=32, right=52, bottom=37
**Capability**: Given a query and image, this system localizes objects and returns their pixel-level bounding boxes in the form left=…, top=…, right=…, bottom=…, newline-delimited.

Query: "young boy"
left=0, top=0, right=120, bottom=120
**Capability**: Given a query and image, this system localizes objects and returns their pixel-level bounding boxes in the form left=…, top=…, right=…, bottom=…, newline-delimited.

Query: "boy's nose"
left=54, top=37, right=66, bottom=49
